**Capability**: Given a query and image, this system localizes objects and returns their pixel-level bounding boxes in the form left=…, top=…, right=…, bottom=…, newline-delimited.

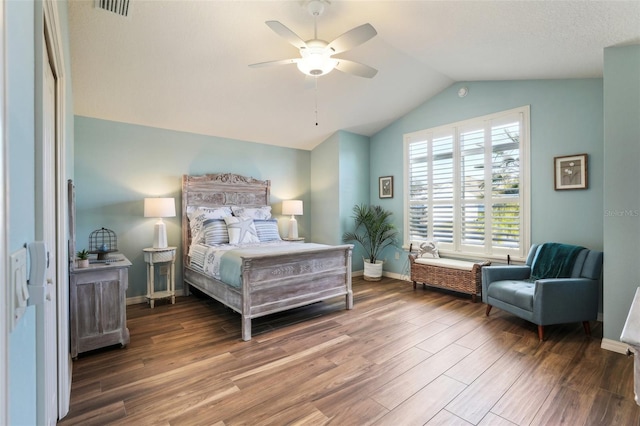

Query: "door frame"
left=37, top=0, right=70, bottom=420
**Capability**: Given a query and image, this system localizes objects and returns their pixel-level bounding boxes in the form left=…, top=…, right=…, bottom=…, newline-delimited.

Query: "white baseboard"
left=383, top=270, right=410, bottom=281
left=126, top=295, right=147, bottom=305
left=601, top=338, right=630, bottom=355
left=354, top=270, right=410, bottom=281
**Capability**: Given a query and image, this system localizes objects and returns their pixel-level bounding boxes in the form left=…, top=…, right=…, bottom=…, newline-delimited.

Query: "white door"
left=37, top=35, right=58, bottom=426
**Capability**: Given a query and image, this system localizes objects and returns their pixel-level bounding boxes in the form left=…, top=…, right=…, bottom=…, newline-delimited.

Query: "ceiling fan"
left=249, top=0, right=378, bottom=79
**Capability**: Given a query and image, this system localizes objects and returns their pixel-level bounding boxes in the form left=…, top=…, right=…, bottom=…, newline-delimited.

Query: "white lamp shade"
left=144, top=198, right=176, bottom=218
left=144, top=198, right=175, bottom=248
left=282, top=200, right=303, bottom=216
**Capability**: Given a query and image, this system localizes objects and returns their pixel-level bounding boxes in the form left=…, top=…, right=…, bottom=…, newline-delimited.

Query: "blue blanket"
left=530, top=243, right=585, bottom=281
left=220, top=243, right=331, bottom=288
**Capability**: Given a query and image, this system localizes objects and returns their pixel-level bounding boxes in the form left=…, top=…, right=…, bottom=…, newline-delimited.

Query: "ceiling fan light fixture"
left=297, top=46, right=337, bottom=76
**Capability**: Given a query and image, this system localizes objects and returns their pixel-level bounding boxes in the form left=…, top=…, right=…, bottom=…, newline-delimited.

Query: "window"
left=404, top=106, right=530, bottom=260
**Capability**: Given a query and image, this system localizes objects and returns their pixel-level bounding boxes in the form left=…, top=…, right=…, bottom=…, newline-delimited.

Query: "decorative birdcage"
left=88, top=227, right=118, bottom=260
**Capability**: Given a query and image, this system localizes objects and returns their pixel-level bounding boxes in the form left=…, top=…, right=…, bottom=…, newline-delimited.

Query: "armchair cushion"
left=487, top=280, right=534, bottom=311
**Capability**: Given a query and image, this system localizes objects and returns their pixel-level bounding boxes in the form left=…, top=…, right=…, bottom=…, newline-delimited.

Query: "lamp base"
left=288, top=216, right=298, bottom=240
left=153, top=220, right=168, bottom=249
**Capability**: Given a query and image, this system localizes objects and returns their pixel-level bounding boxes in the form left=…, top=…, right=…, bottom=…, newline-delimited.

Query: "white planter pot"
left=76, top=259, right=89, bottom=268
left=363, top=259, right=383, bottom=281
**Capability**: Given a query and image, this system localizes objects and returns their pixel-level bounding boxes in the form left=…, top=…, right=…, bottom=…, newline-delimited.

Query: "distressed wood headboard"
left=181, top=173, right=271, bottom=265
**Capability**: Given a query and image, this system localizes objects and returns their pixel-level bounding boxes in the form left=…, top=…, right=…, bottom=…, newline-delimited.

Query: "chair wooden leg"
left=583, top=321, right=591, bottom=337
left=538, top=325, right=544, bottom=341
left=413, top=281, right=417, bottom=290
left=485, top=305, right=492, bottom=316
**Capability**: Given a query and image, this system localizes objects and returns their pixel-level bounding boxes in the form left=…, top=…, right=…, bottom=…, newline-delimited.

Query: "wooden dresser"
left=69, top=257, right=131, bottom=358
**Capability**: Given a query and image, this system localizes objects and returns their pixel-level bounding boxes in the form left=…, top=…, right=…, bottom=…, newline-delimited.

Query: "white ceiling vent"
left=95, top=0, right=130, bottom=17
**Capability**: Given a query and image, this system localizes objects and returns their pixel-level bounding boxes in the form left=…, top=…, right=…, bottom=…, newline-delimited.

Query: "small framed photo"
left=554, top=154, right=588, bottom=190
left=379, top=176, right=393, bottom=198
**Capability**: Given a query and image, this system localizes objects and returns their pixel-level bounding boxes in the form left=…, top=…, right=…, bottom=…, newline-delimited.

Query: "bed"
left=182, top=173, right=353, bottom=341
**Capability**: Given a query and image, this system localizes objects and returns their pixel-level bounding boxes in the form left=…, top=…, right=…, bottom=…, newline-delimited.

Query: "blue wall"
left=309, top=130, right=370, bottom=266
left=603, top=45, right=640, bottom=342
left=369, top=79, right=605, bottom=276
left=7, top=3, right=37, bottom=423
left=310, top=132, right=340, bottom=245
left=74, top=116, right=311, bottom=298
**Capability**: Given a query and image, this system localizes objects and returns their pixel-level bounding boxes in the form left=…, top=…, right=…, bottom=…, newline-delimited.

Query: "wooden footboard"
left=184, top=244, right=353, bottom=340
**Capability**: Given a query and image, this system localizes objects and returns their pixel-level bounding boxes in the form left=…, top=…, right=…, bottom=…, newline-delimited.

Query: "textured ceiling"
left=68, top=1, right=640, bottom=151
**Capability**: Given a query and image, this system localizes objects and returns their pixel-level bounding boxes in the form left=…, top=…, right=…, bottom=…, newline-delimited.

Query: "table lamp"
left=144, top=197, right=176, bottom=248
left=282, top=200, right=303, bottom=239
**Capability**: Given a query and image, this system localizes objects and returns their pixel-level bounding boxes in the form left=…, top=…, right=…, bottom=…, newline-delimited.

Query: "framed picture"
left=379, top=176, right=393, bottom=198
left=554, top=154, right=588, bottom=190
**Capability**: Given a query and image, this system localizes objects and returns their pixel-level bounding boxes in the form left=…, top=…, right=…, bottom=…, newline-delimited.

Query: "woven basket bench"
left=409, top=254, right=491, bottom=302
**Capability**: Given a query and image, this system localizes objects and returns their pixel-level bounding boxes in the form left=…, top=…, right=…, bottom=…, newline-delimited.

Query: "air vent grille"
left=95, top=0, right=130, bottom=17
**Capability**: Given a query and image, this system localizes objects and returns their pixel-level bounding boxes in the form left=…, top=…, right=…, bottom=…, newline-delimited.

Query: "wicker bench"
left=409, top=254, right=490, bottom=302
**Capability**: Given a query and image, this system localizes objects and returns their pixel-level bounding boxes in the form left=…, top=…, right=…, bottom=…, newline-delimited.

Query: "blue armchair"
left=482, top=243, right=603, bottom=341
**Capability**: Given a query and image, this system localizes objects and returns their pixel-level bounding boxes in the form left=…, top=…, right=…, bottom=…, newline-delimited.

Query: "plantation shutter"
left=404, top=106, right=528, bottom=258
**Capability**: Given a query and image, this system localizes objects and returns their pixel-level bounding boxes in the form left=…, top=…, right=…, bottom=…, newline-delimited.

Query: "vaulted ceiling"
left=68, top=1, right=640, bottom=150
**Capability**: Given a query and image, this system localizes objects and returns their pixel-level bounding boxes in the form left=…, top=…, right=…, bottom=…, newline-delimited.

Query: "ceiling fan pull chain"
left=315, top=78, right=319, bottom=126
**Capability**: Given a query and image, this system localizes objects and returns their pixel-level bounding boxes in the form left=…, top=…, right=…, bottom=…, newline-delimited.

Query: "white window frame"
left=403, top=106, right=530, bottom=262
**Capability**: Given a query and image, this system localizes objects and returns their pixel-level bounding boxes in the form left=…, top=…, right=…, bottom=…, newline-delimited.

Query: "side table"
left=69, top=257, right=131, bottom=358
left=143, top=247, right=176, bottom=308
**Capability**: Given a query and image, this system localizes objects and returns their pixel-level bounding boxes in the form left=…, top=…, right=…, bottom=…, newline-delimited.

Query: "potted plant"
left=76, top=249, right=90, bottom=268
left=342, top=204, right=399, bottom=281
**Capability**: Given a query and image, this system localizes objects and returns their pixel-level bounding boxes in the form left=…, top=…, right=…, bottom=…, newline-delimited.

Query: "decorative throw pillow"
left=224, top=216, right=260, bottom=244
left=202, top=219, right=229, bottom=245
left=231, top=205, right=272, bottom=220
left=188, top=206, right=232, bottom=243
left=417, top=241, right=439, bottom=258
left=253, top=219, right=282, bottom=242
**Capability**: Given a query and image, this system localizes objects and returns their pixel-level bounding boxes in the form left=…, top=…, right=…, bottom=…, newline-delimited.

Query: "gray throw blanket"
left=530, top=243, right=585, bottom=281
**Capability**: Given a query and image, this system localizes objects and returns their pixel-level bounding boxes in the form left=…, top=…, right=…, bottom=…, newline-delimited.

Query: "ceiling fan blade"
left=265, top=21, right=307, bottom=50
left=327, top=23, right=377, bottom=55
left=335, top=59, right=378, bottom=78
left=249, top=58, right=300, bottom=68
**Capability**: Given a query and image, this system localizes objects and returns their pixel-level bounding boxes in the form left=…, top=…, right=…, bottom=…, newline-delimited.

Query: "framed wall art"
left=554, top=153, right=588, bottom=190
left=379, top=176, right=393, bottom=198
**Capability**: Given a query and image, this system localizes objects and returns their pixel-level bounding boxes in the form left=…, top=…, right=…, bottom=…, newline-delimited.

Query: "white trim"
left=0, top=0, right=8, bottom=423
left=601, top=338, right=630, bottom=355
left=41, top=1, right=71, bottom=420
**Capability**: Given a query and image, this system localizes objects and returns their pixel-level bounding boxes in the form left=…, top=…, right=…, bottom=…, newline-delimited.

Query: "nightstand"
left=282, top=237, right=305, bottom=242
left=69, top=257, right=131, bottom=358
left=143, top=247, right=176, bottom=308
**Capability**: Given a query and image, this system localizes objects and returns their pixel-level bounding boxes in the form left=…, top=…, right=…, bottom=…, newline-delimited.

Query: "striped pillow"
left=203, top=219, right=229, bottom=245
left=188, top=206, right=232, bottom=243
left=254, top=219, right=281, bottom=242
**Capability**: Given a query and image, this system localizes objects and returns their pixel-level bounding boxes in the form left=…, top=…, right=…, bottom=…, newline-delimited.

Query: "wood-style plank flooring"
left=59, top=276, right=640, bottom=425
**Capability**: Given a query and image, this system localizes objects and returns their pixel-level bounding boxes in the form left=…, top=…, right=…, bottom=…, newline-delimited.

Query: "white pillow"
left=231, top=205, right=272, bottom=220
left=188, top=206, right=232, bottom=244
left=224, top=216, right=260, bottom=244
left=417, top=241, right=439, bottom=258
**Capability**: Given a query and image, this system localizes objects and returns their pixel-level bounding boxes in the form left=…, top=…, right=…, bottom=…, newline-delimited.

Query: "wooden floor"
left=60, top=276, right=640, bottom=425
